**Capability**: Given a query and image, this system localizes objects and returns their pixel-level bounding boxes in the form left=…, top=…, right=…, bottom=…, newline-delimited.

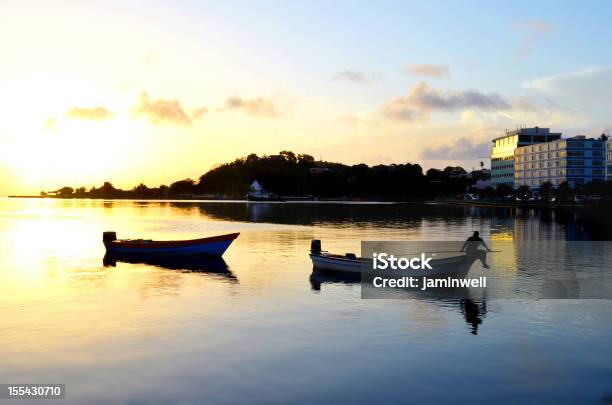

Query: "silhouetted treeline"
left=44, top=150, right=487, bottom=200
left=467, top=179, right=612, bottom=204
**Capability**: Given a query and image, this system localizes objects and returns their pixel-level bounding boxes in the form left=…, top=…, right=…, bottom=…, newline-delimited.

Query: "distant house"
left=251, top=180, right=263, bottom=193
left=248, top=180, right=270, bottom=199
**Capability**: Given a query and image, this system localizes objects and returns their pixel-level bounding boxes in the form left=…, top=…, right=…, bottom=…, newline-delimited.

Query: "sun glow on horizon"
left=2, top=1, right=611, bottom=195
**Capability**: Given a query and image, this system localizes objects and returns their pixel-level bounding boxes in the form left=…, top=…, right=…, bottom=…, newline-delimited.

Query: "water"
left=1, top=198, right=611, bottom=404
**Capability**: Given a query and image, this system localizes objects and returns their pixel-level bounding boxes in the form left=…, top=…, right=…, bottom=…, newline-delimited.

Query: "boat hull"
left=105, top=233, right=239, bottom=257
left=310, top=252, right=470, bottom=277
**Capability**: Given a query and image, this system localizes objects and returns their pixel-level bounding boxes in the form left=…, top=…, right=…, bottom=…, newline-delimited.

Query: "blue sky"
left=1, top=0, right=612, bottom=193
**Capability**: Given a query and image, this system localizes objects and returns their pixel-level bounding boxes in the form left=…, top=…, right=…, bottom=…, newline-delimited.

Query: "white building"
left=514, top=136, right=606, bottom=189
left=491, top=127, right=561, bottom=188
left=607, top=139, right=612, bottom=179
left=249, top=180, right=270, bottom=198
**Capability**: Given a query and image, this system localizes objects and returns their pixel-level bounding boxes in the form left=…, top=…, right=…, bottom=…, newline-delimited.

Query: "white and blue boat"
left=103, top=232, right=239, bottom=257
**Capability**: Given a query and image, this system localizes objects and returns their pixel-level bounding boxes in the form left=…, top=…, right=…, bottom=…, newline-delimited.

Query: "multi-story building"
left=514, top=136, right=606, bottom=189
left=607, top=139, right=612, bottom=179
left=491, top=127, right=561, bottom=188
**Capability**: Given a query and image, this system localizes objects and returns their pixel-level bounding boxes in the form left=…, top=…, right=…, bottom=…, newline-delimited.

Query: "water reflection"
left=460, top=299, right=487, bottom=335
left=2, top=198, right=612, bottom=403
left=309, top=270, right=360, bottom=291
left=167, top=201, right=612, bottom=240
left=309, top=270, right=489, bottom=336
left=103, top=254, right=237, bottom=282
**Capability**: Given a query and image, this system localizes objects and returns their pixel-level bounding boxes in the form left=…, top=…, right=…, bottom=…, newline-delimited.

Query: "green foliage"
left=196, top=152, right=457, bottom=199
left=47, top=150, right=484, bottom=200
left=555, top=181, right=572, bottom=203
left=515, top=185, right=531, bottom=200
left=540, top=181, right=553, bottom=199
left=494, top=183, right=513, bottom=197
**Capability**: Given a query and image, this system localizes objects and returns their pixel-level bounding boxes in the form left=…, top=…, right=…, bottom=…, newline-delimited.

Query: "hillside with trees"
left=42, top=150, right=486, bottom=200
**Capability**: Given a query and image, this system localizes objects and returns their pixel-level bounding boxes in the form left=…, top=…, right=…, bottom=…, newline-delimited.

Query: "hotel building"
left=608, top=139, right=612, bottom=179
left=491, top=127, right=561, bottom=188
left=514, top=136, right=606, bottom=189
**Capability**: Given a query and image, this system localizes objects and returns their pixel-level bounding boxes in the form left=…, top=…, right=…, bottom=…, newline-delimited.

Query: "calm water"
left=1, top=198, right=612, bottom=404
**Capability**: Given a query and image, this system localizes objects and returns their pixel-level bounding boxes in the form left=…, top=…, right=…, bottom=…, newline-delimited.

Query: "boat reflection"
left=310, top=270, right=487, bottom=335
left=103, top=254, right=238, bottom=281
left=309, top=270, right=359, bottom=291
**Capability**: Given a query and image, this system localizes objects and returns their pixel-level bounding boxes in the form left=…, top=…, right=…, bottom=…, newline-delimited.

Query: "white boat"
left=309, top=240, right=470, bottom=277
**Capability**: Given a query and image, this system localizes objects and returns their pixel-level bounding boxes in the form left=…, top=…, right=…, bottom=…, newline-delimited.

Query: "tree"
left=100, top=182, right=118, bottom=198
left=481, top=186, right=495, bottom=199
left=540, top=181, right=553, bottom=201
left=515, top=185, right=531, bottom=200
left=245, top=153, right=259, bottom=164
left=556, top=181, right=571, bottom=203
left=279, top=150, right=297, bottom=163
left=74, top=187, right=87, bottom=198
left=584, top=179, right=606, bottom=197
left=169, top=179, right=196, bottom=196
left=297, top=154, right=315, bottom=165
left=57, top=186, right=74, bottom=198
left=133, top=183, right=150, bottom=198
left=426, top=168, right=444, bottom=181
left=495, top=183, right=513, bottom=197
left=45, top=150, right=497, bottom=201
left=443, top=166, right=467, bottom=176
left=158, top=185, right=170, bottom=198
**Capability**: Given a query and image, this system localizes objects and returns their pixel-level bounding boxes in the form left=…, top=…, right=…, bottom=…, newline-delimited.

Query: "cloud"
left=523, top=67, right=612, bottom=104
left=421, top=136, right=490, bottom=160
left=341, top=113, right=372, bottom=127
left=65, top=106, right=112, bottom=120
left=511, top=96, right=537, bottom=111
left=222, top=96, right=278, bottom=118
left=380, top=82, right=512, bottom=121
left=514, top=19, right=555, bottom=35
left=133, top=92, right=206, bottom=126
left=333, top=70, right=383, bottom=83
left=191, top=107, right=208, bottom=119
left=405, top=64, right=449, bottom=78
left=44, top=117, right=57, bottom=133
left=513, top=19, right=556, bottom=57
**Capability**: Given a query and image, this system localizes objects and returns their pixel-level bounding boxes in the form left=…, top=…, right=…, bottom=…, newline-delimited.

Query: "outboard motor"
left=311, top=239, right=321, bottom=254
left=103, top=231, right=117, bottom=246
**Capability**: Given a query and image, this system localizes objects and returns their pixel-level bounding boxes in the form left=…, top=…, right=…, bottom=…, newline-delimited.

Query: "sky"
left=1, top=0, right=612, bottom=195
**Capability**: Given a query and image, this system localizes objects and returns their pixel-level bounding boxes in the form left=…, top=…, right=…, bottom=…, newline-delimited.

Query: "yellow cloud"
left=133, top=92, right=206, bottom=126
left=405, top=64, right=450, bottom=78
left=65, top=106, right=112, bottom=120
left=222, top=96, right=278, bottom=118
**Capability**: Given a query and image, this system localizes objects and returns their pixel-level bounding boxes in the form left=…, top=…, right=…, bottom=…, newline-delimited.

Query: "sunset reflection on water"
left=1, top=198, right=611, bottom=403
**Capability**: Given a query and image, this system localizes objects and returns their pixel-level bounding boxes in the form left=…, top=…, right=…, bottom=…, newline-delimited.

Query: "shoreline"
left=449, top=199, right=594, bottom=209
left=5, top=195, right=604, bottom=209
